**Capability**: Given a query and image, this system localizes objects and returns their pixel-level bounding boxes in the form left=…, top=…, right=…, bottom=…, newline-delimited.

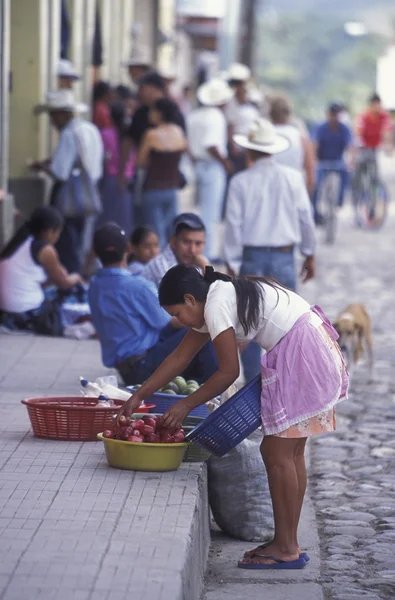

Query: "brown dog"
left=333, top=303, right=373, bottom=382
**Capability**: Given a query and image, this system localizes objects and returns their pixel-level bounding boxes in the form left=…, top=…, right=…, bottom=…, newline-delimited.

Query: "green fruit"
left=187, top=385, right=198, bottom=395
left=174, top=376, right=188, bottom=394
left=165, top=381, right=179, bottom=394
left=163, top=388, right=177, bottom=395
left=186, top=380, right=199, bottom=388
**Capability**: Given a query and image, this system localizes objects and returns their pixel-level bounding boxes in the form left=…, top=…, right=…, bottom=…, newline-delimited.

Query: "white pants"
left=195, top=160, right=227, bottom=260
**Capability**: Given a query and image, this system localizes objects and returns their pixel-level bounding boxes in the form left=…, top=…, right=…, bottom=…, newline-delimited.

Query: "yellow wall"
left=9, top=0, right=60, bottom=177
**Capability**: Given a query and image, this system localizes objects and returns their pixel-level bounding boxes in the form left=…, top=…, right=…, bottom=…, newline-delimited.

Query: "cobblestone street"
left=307, top=193, right=395, bottom=598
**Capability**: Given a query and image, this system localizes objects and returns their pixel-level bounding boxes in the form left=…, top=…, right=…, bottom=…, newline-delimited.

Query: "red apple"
left=133, top=429, right=141, bottom=437
left=142, top=416, right=157, bottom=430
left=119, top=426, right=133, bottom=440
left=141, top=424, right=155, bottom=435
left=102, top=430, right=114, bottom=439
left=145, top=433, right=159, bottom=443
left=173, top=431, right=185, bottom=443
left=132, top=419, right=145, bottom=430
left=128, top=435, right=144, bottom=443
left=119, top=415, right=128, bottom=426
left=160, top=433, right=175, bottom=444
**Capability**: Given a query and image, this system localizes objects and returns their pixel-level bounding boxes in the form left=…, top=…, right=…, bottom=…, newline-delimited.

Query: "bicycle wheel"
left=355, top=179, right=388, bottom=230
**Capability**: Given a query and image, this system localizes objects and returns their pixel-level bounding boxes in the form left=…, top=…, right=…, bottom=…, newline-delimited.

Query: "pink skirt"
left=260, top=305, right=349, bottom=436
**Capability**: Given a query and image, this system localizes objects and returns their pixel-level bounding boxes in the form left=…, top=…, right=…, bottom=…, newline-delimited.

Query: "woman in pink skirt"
left=118, top=265, right=349, bottom=570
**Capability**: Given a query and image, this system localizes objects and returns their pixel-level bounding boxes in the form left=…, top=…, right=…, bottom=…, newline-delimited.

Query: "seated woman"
left=135, top=98, right=187, bottom=248
left=127, top=226, right=160, bottom=276
left=0, top=206, right=83, bottom=333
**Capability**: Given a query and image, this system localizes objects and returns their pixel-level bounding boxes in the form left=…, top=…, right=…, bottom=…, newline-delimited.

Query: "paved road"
left=203, top=156, right=395, bottom=600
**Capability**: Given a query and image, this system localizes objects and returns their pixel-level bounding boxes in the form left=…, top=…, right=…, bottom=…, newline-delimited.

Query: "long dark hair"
left=159, top=265, right=283, bottom=336
left=0, top=206, right=64, bottom=261
left=153, top=98, right=181, bottom=125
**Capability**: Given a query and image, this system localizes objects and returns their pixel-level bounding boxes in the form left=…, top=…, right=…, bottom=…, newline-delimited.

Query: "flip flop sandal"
left=238, top=553, right=307, bottom=570
left=243, top=543, right=310, bottom=562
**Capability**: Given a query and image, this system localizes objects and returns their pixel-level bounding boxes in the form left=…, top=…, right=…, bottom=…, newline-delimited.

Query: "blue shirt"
left=314, top=121, right=352, bottom=161
left=88, top=268, right=171, bottom=368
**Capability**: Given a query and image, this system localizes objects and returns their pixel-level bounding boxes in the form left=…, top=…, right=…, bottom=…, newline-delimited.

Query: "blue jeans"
left=141, top=188, right=178, bottom=249
left=119, top=326, right=219, bottom=385
left=240, top=246, right=296, bottom=383
left=195, top=160, right=227, bottom=260
left=312, top=163, right=349, bottom=220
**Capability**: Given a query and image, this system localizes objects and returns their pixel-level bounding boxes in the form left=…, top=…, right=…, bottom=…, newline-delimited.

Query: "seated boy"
left=88, top=222, right=218, bottom=386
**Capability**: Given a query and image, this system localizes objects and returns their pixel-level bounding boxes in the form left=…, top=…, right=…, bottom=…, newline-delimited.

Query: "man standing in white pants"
left=187, top=79, right=233, bottom=261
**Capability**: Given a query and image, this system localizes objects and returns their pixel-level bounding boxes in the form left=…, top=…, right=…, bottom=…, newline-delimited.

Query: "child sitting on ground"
left=128, top=226, right=160, bottom=276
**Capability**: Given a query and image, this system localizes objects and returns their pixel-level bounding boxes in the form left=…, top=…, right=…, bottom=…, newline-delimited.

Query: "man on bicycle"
left=354, top=93, right=393, bottom=189
left=312, top=102, right=353, bottom=224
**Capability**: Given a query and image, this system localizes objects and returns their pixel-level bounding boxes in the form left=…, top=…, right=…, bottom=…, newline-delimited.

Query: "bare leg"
left=240, top=436, right=301, bottom=565
left=293, top=438, right=308, bottom=549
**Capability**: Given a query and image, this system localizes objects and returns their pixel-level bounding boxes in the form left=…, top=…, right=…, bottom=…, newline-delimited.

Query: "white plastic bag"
left=207, top=430, right=273, bottom=541
left=79, top=376, right=132, bottom=401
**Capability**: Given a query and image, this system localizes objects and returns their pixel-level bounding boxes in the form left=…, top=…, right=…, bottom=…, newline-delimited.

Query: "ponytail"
left=0, top=206, right=64, bottom=261
left=0, top=224, right=30, bottom=261
left=159, top=265, right=283, bottom=336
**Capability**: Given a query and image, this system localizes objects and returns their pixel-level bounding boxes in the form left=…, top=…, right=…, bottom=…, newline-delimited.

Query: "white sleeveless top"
left=273, top=124, right=304, bottom=172
left=0, top=237, right=46, bottom=313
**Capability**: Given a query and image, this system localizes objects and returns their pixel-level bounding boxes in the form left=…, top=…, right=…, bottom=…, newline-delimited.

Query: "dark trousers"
left=117, top=327, right=219, bottom=386
left=55, top=217, right=85, bottom=274
left=51, top=182, right=85, bottom=274
left=240, top=246, right=296, bottom=383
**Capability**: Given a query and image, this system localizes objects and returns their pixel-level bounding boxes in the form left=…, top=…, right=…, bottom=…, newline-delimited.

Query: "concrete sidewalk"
left=0, top=336, right=210, bottom=600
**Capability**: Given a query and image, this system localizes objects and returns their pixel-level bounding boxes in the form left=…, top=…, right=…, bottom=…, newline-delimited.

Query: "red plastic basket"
left=21, top=397, right=155, bottom=441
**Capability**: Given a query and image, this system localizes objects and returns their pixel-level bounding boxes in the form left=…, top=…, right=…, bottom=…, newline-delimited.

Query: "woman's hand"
left=159, top=399, right=191, bottom=431
left=116, top=394, right=143, bottom=425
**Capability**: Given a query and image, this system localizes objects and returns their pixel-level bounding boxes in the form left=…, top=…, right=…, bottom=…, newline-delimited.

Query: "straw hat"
left=35, top=90, right=88, bottom=114
left=227, top=63, right=251, bottom=82
left=57, top=59, right=80, bottom=80
left=197, top=78, right=234, bottom=107
left=122, top=46, right=152, bottom=68
left=233, top=118, right=290, bottom=154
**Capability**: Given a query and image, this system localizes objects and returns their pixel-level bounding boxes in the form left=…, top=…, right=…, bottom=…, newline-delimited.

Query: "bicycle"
left=316, top=161, right=345, bottom=244
left=352, top=149, right=389, bottom=230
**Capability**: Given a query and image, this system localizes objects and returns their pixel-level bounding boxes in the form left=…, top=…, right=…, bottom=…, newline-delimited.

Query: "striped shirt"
left=141, top=245, right=177, bottom=289
left=51, top=118, right=103, bottom=183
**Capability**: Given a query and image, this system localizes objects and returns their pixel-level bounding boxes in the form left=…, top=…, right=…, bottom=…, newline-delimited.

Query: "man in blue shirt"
left=312, top=103, right=352, bottom=223
left=88, top=223, right=218, bottom=385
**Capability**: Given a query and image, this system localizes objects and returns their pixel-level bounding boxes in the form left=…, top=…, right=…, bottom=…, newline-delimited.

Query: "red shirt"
left=358, top=110, right=393, bottom=149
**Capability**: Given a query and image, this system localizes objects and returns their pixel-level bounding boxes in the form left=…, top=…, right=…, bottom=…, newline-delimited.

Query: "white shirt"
left=274, top=124, right=304, bottom=171
left=0, top=237, right=46, bottom=312
left=194, top=280, right=314, bottom=350
left=225, top=98, right=260, bottom=136
left=224, top=157, right=316, bottom=274
left=51, top=118, right=103, bottom=183
left=142, top=244, right=177, bottom=289
left=187, top=107, right=228, bottom=161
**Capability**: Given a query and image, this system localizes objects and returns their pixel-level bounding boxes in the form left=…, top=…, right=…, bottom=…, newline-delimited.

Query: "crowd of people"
left=1, top=52, right=393, bottom=570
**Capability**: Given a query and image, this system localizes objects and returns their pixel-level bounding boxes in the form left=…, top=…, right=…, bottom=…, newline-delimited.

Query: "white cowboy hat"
left=57, top=59, right=80, bottom=80
left=233, top=118, right=290, bottom=154
left=197, top=78, right=234, bottom=107
left=35, top=90, right=88, bottom=114
left=227, top=62, right=251, bottom=82
left=121, top=45, right=152, bottom=68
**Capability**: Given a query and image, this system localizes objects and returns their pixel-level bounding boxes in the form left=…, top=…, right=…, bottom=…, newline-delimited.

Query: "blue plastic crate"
left=126, top=388, right=209, bottom=418
left=185, top=375, right=262, bottom=457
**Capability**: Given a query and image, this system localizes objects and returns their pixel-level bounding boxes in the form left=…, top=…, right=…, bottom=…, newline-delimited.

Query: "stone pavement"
left=0, top=336, right=209, bottom=600
left=203, top=160, right=395, bottom=599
